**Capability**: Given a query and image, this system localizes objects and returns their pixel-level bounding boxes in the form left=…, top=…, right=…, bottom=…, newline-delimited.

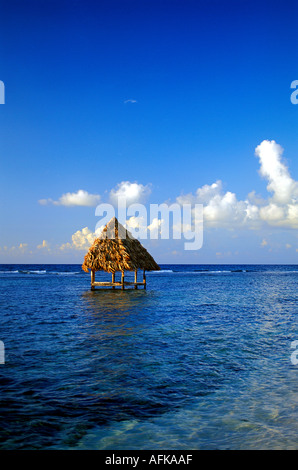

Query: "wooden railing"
left=90, top=269, right=146, bottom=290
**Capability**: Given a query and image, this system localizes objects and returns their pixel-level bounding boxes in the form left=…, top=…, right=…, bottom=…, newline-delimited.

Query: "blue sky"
left=0, top=0, right=298, bottom=264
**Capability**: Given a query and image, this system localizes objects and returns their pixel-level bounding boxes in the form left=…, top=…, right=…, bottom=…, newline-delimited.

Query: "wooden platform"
left=90, top=269, right=146, bottom=290
left=91, top=281, right=146, bottom=289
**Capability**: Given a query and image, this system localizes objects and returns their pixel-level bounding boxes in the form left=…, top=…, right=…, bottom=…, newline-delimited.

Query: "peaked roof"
left=82, top=217, right=160, bottom=273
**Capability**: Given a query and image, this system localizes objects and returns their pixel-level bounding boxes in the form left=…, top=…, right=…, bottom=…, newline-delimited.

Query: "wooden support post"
left=143, top=269, right=146, bottom=290
left=134, top=269, right=138, bottom=289
left=112, top=272, right=115, bottom=289
left=121, top=271, right=125, bottom=290
left=91, top=270, right=95, bottom=290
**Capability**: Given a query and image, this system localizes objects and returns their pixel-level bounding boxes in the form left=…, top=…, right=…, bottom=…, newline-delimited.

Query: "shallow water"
left=0, top=264, right=298, bottom=449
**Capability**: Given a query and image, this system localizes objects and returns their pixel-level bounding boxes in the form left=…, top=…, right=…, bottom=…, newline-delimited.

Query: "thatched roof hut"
left=82, top=217, right=160, bottom=289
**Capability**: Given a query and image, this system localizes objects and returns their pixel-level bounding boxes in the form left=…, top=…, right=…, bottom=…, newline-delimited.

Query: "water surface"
left=0, top=264, right=298, bottom=449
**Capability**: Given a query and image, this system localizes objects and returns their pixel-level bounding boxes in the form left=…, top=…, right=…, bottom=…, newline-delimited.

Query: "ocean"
left=0, top=264, right=298, bottom=450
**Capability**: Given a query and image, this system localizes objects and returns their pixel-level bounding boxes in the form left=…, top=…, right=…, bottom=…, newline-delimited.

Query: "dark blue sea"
left=0, top=264, right=298, bottom=450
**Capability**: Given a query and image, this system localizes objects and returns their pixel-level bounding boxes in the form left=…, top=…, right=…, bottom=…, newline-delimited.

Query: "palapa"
left=82, top=217, right=160, bottom=289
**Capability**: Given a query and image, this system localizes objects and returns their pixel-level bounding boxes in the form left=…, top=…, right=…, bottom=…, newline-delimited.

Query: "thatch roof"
left=82, top=217, right=160, bottom=273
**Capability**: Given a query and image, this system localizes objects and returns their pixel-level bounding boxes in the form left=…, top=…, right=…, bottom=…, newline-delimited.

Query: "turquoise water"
left=0, top=264, right=298, bottom=449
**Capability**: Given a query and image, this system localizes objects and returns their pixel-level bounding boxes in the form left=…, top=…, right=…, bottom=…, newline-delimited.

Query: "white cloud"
left=247, top=190, right=266, bottom=206
left=6, top=243, right=29, bottom=254
left=148, top=217, right=164, bottom=233
left=39, top=189, right=100, bottom=207
left=59, top=242, right=72, bottom=251
left=259, top=203, right=285, bottom=223
left=176, top=140, right=298, bottom=230
left=37, top=240, right=50, bottom=250
left=255, top=140, right=298, bottom=205
left=17, top=243, right=28, bottom=253
left=110, top=181, right=151, bottom=205
left=125, top=215, right=146, bottom=230
left=125, top=215, right=166, bottom=238
left=196, top=181, right=223, bottom=204
left=172, top=222, right=192, bottom=235
left=177, top=180, right=256, bottom=229
left=61, top=216, right=165, bottom=253
left=19, top=243, right=28, bottom=249
left=39, top=182, right=152, bottom=209
left=38, top=199, right=51, bottom=205
left=60, top=226, right=102, bottom=251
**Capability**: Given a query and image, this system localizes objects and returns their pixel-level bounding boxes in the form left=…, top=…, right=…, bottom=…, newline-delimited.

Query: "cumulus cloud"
left=255, top=141, right=298, bottom=227
left=19, top=243, right=28, bottom=250
left=125, top=215, right=146, bottom=230
left=123, top=215, right=166, bottom=239
left=176, top=140, right=298, bottom=230
left=148, top=217, right=164, bottom=236
left=62, top=218, right=152, bottom=253
left=39, top=182, right=152, bottom=209
left=16, top=243, right=29, bottom=253
left=60, top=226, right=103, bottom=251
left=110, top=181, right=151, bottom=205
left=255, top=140, right=298, bottom=205
left=259, top=203, right=285, bottom=223
left=177, top=180, right=258, bottom=228
left=39, top=189, right=100, bottom=207
left=7, top=243, right=29, bottom=254
left=37, top=240, right=50, bottom=250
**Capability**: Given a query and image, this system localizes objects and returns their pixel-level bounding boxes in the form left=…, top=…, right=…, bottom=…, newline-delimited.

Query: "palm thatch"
left=82, top=217, right=160, bottom=273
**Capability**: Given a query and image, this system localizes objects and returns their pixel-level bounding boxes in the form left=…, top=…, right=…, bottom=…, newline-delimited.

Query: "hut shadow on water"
left=81, top=288, right=151, bottom=317
left=80, top=289, right=159, bottom=342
